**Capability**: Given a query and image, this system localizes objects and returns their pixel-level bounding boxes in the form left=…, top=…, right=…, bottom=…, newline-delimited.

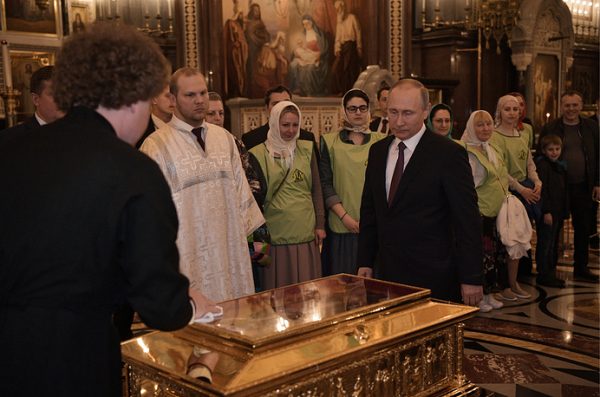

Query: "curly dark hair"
left=53, top=23, right=170, bottom=111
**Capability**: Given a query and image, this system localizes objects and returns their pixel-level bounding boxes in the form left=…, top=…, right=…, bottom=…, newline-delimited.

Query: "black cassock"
left=0, top=106, right=192, bottom=397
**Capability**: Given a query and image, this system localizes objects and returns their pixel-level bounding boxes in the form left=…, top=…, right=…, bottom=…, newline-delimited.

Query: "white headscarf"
left=266, top=101, right=302, bottom=169
left=494, top=95, right=520, bottom=128
left=461, top=110, right=499, bottom=167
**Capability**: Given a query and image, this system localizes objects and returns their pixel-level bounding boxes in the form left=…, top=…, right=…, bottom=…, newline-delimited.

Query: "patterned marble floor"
left=463, top=240, right=599, bottom=397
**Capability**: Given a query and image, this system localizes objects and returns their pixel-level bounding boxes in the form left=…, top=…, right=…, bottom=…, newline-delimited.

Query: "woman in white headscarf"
left=461, top=110, right=509, bottom=312
left=249, top=101, right=326, bottom=290
left=319, top=88, right=387, bottom=276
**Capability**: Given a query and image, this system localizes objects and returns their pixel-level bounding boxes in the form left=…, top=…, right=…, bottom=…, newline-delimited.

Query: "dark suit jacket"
left=357, top=130, right=483, bottom=301
left=242, top=122, right=316, bottom=150
left=0, top=115, right=40, bottom=135
left=369, top=117, right=382, bottom=132
left=135, top=116, right=159, bottom=148
left=0, top=106, right=192, bottom=397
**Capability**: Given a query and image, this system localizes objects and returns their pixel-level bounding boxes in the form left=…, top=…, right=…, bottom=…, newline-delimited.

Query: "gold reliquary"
left=122, top=274, right=479, bottom=396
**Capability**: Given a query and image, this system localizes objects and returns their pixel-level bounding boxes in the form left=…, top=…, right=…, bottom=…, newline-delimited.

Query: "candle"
left=1, top=41, right=12, bottom=88
left=156, top=0, right=160, bottom=15
left=167, top=0, right=172, bottom=18
left=435, top=0, right=440, bottom=10
left=466, top=0, right=470, bottom=7
left=422, top=0, right=426, bottom=13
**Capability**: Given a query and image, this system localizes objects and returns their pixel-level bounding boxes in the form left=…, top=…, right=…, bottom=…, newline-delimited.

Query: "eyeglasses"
left=346, top=105, right=368, bottom=113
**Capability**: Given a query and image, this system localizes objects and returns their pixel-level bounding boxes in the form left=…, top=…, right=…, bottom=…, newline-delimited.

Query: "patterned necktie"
left=381, top=118, right=388, bottom=135
left=388, top=141, right=406, bottom=203
left=191, top=127, right=205, bottom=151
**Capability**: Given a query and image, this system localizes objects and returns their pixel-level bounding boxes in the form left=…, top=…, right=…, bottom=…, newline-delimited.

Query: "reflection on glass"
left=203, top=274, right=425, bottom=341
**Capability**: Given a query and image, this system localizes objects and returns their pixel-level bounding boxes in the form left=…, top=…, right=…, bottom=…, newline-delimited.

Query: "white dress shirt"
left=385, top=124, right=426, bottom=198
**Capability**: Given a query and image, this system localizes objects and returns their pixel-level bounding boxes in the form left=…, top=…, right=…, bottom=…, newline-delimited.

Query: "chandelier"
left=35, top=0, right=51, bottom=11
left=421, top=0, right=521, bottom=54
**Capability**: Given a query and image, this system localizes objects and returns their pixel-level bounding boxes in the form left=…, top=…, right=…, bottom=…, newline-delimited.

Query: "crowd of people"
left=0, top=22, right=598, bottom=397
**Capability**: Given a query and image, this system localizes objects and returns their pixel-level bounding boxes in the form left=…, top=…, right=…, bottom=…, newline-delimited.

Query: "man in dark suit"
left=242, top=85, right=315, bottom=150
left=357, top=79, right=483, bottom=305
left=0, top=65, right=64, bottom=134
left=0, top=24, right=215, bottom=397
left=369, top=83, right=390, bottom=134
left=136, top=83, right=174, bottom=148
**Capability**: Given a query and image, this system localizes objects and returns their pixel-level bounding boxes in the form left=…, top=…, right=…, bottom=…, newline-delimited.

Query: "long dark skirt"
left=482, top=215, right=506, bottom=294
left=322, top=231, right=359, bottom=276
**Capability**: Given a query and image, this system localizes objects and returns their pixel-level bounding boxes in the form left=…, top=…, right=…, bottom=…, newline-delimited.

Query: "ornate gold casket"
left=122, top=274, right=478, bottom=396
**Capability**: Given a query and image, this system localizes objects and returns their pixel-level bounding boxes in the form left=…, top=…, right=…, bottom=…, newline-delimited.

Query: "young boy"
left=535, top=135, right=568, bottom=288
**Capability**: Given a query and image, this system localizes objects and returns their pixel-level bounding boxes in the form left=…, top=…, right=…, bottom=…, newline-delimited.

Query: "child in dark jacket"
left=535, top=135, right=568, bottom=288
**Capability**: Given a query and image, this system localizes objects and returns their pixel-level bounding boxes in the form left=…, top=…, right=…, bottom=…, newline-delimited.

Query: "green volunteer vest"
left=250, top=140, right=315, bottom=245
left=522, top=123, right=534, bottom=149
left=322, top=131, right=387, bottom=233
left=466, top=145, right=509, bottom=217
left=490, top=130, right=531, bottom=182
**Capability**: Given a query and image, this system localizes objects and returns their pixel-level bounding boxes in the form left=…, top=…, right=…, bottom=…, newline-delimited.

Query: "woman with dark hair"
left=249, top=101, right=326, bottom=289
left=319, top=88, right=387, bottom=275
left=289, top=14, right=330, bottom=96
left=427, top=103, right=454, bottom=138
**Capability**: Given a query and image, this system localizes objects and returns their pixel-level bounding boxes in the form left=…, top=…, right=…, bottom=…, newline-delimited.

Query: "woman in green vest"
left=319, top=88, right=387, bottom=275
left=462, top=110, right=508, bottom=312
left=490, top=95, right=541, bottom=301
left=249, top=101, right=326, bottom=290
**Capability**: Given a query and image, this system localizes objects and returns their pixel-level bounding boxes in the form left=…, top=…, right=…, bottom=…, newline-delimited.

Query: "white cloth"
left=34, top=112, right=47, bottom=126
left=385, top=124, right=426, bottom=198
left=141, top=115, right=264, bottom=302
left=266, top=101, right=301, bottom=170
left=496, top=194, right=532, bottom=259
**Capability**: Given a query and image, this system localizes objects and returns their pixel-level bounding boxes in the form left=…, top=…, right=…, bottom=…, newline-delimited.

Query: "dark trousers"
left=569, top=182, right=593, bottom=271
left=535, top=217, right=563, bottom=280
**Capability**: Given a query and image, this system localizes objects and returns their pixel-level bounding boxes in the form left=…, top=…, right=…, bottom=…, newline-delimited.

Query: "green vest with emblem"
left=250, top=140, right=315, bottom=245
left=322, top=131, right=387, bottom=233
left=490, top=130, right=531, bottom=182
left=466, top=144, right=509, bottom=217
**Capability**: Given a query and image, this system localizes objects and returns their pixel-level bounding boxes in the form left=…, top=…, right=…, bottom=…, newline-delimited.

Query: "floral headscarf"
left=461, top=110, right=499, bottom=167
left=342, top=88, right=371, bottom=133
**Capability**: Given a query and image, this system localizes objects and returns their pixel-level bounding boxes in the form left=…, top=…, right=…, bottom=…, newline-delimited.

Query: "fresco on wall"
left=533, top=54, right=558, bottom=129
left=4, top=0, right=59, bottom=35
left=222, top=0, right=364, bottom=99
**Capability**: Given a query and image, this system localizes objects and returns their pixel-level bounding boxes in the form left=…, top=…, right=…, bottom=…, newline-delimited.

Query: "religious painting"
left=68, top=1, right=95, bottom=35
left=3, top=0, right=60, bottom=35
left=222, top=0, right=367, bottom=99
left=533, top=54, right=558, bottom=130
left=9, top=50, right=54, bottom=118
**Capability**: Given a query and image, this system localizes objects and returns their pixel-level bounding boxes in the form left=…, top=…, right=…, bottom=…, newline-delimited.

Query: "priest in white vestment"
left=141, top=67, right=264, bottom=302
